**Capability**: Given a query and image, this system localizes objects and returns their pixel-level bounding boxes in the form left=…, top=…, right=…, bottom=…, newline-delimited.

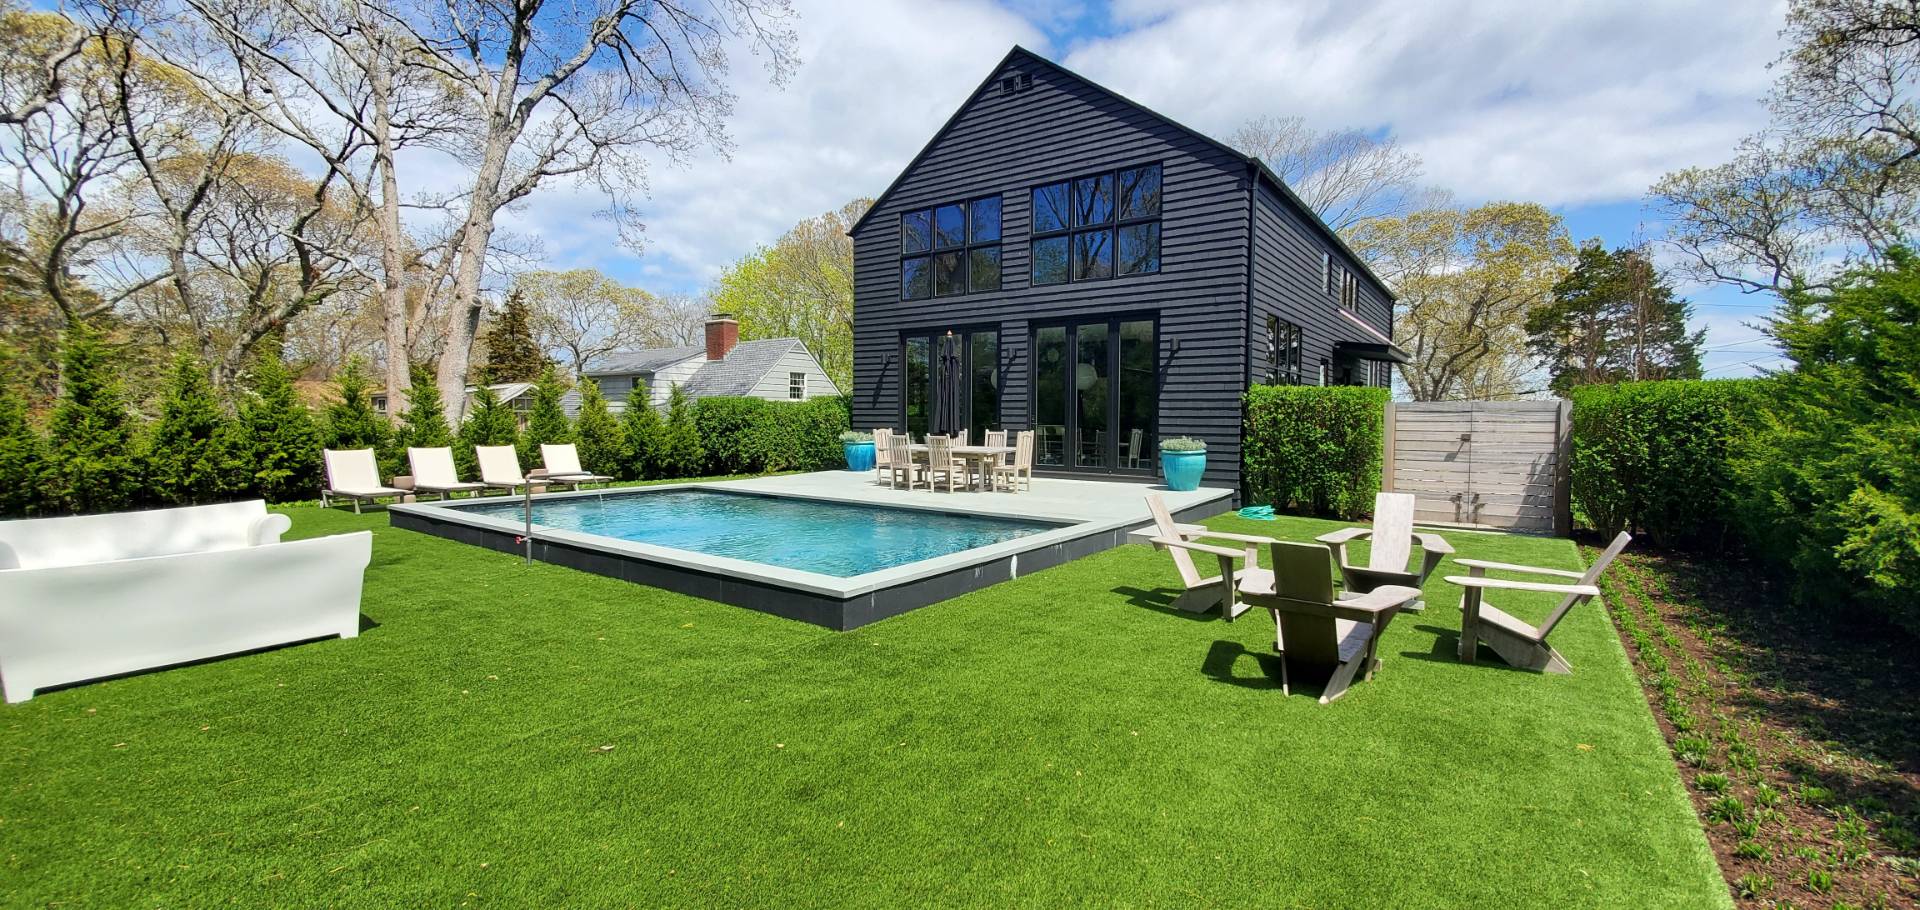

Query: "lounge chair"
left=475, top=445, right=535, bottom=495
left=1238, top=540, right=1423, bottom=704
left=322, top=448, right=408, bottom=513
left=924, top=435, right=966, bottom=493
left=885, top=435, right=921, bottom=491
left=1315, top=492, right=1454, bottom=612
left=1446, top=531, right=1632, bottom=674
left=991, top=430, right=1034, bottom=492
left=873, top=428, right=894, bottom=482
left=1142, top=492, right=1276, bottom=618
left=407, top=447, right=487, bottom=500
left=540, top=444, right=613, bottom=489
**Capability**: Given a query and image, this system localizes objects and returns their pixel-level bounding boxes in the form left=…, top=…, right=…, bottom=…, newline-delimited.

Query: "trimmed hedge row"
left=693, top=395, right=850, bottom=476
left=1568, top=379, right=1763, bottom=549
left=1243, top=385, right=1388, bottom=520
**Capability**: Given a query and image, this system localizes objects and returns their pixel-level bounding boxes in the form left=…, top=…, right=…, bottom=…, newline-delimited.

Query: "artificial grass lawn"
left=2, top=504, right=1729, bottom=908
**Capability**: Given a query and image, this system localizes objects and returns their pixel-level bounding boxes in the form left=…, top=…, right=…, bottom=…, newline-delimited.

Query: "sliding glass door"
left=1031, top=317, right=1157, bottom=473
left=901, top=328, right=999, bottom=439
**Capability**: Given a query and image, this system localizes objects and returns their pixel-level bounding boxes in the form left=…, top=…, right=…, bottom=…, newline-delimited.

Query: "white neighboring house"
left=563, top=315, right=840, bottom=416
left=372, top=382, right=538, bottom=427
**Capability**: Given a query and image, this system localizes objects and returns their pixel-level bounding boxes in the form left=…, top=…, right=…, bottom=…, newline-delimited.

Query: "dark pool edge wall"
left=388, top=494, right=1236, bottom=631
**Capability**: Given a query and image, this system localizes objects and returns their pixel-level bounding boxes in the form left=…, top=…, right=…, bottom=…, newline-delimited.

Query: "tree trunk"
left=371, top=60, right=412, bottom=419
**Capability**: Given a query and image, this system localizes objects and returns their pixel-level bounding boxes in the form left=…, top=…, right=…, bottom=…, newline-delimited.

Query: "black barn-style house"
left=849, top=47, right=1402, bottom=488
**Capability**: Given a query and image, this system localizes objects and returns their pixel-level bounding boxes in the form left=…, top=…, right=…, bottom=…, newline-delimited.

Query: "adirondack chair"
left=1315, top=492, right=1453, bottom=612
left=1142, top=492, right=1276, bottom=618
left=1446, top=531, right=1632, bottom=674
left=1238, top=539, right=1423, bottom=704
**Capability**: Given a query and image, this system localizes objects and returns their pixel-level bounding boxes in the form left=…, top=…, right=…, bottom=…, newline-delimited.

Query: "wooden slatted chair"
left=1316, top=492, right=1454, bottom=612
left=1238, top=540, right=1423, bottom=704
left=885, top=435, right=921, bottom=491
left=1142, top=492, right=1277, bottom=618
left=991, top=431, right=1035, bottom=492
left=1446, top=531, right=1632, bottom=674
left=873, top=428, right=894, bottom=482
left=924, top=435, right=966, bottom=493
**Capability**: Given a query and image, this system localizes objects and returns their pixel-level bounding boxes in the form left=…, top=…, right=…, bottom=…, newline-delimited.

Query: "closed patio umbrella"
left=935, top=331, right=965, bottom=436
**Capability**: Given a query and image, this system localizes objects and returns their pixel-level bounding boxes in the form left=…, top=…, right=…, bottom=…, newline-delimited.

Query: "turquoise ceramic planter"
left=844, top=441, right=876, bottom=472
left=1161, top=449, right=1206, bottom=491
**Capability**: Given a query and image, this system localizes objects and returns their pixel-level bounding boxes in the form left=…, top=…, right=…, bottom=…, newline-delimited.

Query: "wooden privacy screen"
left=1381, top=400, right=1571, bottom=536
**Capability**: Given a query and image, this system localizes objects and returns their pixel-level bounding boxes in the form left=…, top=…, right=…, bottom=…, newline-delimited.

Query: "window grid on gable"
left=1031, top=163, right=1161, bottom=287
left=900, top=195, right=1002, bottom=300
left=789, top=371, right=807, bottom=399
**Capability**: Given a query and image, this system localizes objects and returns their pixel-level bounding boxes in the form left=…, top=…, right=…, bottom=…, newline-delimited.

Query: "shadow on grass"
left=1110, top=585, right=1219, bottom=622
left=1200, top=639, right=1353, bottom=698
left=1395, top=624, right=1533, bottom=673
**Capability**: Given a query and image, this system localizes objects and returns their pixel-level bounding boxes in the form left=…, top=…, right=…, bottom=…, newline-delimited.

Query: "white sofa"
left=0, top=500, right=372, bottom=703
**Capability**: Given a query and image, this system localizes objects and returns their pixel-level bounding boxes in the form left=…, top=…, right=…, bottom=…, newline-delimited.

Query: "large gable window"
left=901, top=196, right=1002, bottom=300
left=1032, top=163, right=1160, bottom=287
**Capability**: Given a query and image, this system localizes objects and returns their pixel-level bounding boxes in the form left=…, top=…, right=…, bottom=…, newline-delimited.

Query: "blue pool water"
left=460, top=490, right=1058, bottom=577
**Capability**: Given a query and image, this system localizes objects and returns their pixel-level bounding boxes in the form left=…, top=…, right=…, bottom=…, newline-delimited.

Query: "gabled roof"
left=584, top=345, right=705, bottom=376
left=847, top=45, right=1396, bottom=303
left=682, top=338, right=805, bottom=398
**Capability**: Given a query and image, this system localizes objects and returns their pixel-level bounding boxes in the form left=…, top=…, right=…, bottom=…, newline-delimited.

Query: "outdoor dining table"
left=906, top=444, right=1015, bottom=492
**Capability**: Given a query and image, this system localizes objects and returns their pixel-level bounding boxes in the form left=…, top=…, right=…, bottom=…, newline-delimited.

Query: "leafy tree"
left=44, top=324, right=141, bottom=513
left=480, top=290, right=549, bottom=384
left=1527, top=243, right=1704, bottom=395
left=711, top=199, right=868, bottom=391
left=0, top=375, right=44, bottom=516
left=572, top=378, right=627, bottom=478
left=146, top=353, right=243, bottom=504
left=517, top=366, right=573, bottom=467
left=620, top=388, right=665, bottom=479
left=511, top=269, right=661, bottom=378
left=324, top=357, right=390, bottom=450
left=395, top=363, right=453, bottom=452
left=457, top=384, right=520, bottom=479
left=655, top=383, right=705, bottom=478
left=237, top=354, right=321, bottom=503
left=1352, top=202, right=1575, bottom=400
left=1736, top=249, right=1920, bottom=634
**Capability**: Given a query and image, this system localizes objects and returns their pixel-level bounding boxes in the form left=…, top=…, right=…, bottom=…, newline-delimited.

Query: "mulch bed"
left=1591, top=543, right=1919, bottom=909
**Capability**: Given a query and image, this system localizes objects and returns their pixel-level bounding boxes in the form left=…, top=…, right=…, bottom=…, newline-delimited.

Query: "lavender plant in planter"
left=1160, top=436, right=1206, bottom=491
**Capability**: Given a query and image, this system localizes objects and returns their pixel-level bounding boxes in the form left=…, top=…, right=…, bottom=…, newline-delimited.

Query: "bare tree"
left=360, top=0, right=801, bottom=424
left=1227, top=114, right=1426, bottom=234
left=655, top=291, right=710, bottom=346
left=1650, top=0, right=1920, bottom=294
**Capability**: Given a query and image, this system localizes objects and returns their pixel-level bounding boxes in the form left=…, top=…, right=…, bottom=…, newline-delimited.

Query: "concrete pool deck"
left=388, top=471, right=1237, bottom=630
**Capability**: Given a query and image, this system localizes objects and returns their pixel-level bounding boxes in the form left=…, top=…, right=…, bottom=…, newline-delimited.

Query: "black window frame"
left=1027, top=312, right=1161, bottom=475
left=1030, top=162, right=1162, bottom=287
left=1264, top=315, right=1304, bottom=385
left=900, top=194, right=1003, bottom=300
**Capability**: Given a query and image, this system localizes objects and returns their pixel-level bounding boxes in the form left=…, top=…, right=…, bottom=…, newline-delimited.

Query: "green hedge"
left=1243, top=385, right=1387, bottom=520
left=1568, top=379, right=1763, bottom=549
left=694, top=395, right=850, bottom=476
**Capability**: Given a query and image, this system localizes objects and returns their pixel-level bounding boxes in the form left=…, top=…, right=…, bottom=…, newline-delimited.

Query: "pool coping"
left=387, top=478, right=1236, bottom=630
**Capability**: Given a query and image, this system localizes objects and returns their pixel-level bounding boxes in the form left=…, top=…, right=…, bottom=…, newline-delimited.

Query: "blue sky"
left=486, top=0, right=1792, bottom=378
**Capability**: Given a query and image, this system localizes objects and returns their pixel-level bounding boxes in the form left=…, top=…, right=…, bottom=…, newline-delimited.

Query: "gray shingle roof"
left=584, top=345, right=704, bottom=376
left=682, top=338, right=803, bottom=398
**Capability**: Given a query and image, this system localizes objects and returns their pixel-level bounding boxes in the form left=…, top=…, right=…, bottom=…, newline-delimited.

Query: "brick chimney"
left=704, top=313, right=738, bottom=361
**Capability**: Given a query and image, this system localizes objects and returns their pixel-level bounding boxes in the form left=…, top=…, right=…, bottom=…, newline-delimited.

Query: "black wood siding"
left=851, top=48, right=1397, bottom=490
left=1248, top=180, right=1394, bottom=386
left=851, top=52, right=1253, bottom=486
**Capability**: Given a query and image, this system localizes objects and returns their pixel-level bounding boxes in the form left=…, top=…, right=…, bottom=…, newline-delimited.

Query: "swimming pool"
left=460, top=490, right=1055, bottom=577
left=387, top=477, right=1236, bottom=630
